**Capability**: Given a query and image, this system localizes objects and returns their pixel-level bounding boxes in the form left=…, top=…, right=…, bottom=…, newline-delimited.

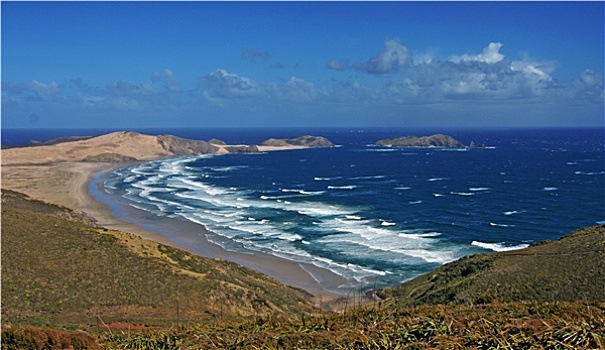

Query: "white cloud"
left=356, top=38, right=411, bottom=74
left=326, top=59, right=349, bottom=71
left=279, top=77, right=318, bottom=101
left=105, top=80, right=155, bottom=96
left=27, top=80, right=63, bottom=101
left=452, top=42, right=505, bottom=64
left=241, top=47, right=271, bottom=63
left=573, top=69, right=604, bottom=99
left=151, top=69, right=182, bottom=92
left=202, top=69, right=259, bottom=98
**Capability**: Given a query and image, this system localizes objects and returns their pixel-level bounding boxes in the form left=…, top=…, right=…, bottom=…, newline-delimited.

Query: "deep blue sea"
left=4, top=127, right=604, bottom=291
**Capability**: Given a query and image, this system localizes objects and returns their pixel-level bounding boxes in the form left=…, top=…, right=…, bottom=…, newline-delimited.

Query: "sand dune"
left=3, top=131, right=209, bottom=164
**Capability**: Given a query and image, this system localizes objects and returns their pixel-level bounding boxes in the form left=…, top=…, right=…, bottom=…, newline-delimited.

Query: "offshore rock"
left=376, top=134, right=465, bottom=148
left=260, top=135, right=333, bottom=148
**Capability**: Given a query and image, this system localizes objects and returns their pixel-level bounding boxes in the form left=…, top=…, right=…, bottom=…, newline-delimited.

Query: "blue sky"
left=2, top=1, right=603, bottom=129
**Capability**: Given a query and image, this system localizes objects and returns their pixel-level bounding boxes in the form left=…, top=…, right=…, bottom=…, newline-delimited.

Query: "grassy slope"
left=1, top=190, right=314, bottom=328
left=3, top=189, right=605, bottom=349
left=378, top=225, right=605, bottom=307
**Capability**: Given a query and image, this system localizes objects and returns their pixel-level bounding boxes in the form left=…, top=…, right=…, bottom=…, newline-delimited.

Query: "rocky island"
left=376, top=134, right=465, bottom=148
left=259, top=135, right=334, bottom=148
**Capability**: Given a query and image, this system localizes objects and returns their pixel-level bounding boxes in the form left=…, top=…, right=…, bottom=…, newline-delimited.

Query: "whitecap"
left=350, top=175, right=386, bottom=180
left=409, top=200, right=423, bottom=204
left=314, top=176, right=343, bottom=181
left=380, top=220, right=396, bottom=226
left=469, top=187, right=490, bottom=192
left=543, top=187, right=558, bottom=191
left=575, top=171, right=605, bottom=176
left=451, top=192, right=475, bottom=196
left=471, top=241, right=529, bottom=252
left=394, top=186, right=411, bottom=191
left=328, top=185, right=357, bottom=190
left=490, top=222, right=516, bottom=228
left=428, top=177, right=447, bottom=182
left=300, top=190, right=326, bottom=195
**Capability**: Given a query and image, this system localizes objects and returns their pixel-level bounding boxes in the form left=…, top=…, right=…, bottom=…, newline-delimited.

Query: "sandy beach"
left=1, top=135, right=347, bottom=301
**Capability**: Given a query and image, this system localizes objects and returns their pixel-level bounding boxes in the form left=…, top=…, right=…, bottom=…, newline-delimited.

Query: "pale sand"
left=1, top=160, right=347, bottom=301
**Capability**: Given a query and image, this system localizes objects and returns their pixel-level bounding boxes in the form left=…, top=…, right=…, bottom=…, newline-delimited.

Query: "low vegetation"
left=379, top=225, right=605, bottom=307
left=1, top=190, right=313, bottom=329
left=2, top=189, right=604, bottom=349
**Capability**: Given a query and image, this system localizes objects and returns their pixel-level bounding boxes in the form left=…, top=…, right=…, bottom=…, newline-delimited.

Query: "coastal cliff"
left=376, top=134, right=465, bottom=148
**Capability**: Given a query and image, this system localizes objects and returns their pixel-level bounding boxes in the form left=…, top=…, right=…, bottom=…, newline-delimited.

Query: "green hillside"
left=378, top=225, right=605, bottom=307
left=2, top=189, right=604, bottom=349
left=1, top=190, right=314, bottom=328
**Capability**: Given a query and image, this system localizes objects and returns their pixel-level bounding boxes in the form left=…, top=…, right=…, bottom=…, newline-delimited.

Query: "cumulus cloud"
left=347, top=41, right=566, bottom=100
left=201, top=69, right=259, bottom=98
left=151, top=69, right=182, bottom=92
left=355, top=38, right=411, bottom=74
left=326, top=59, right=349, bottom=71
left=1, top=80, right=65, bottom=103
left=279, top=77, right=318, bottom=101
left=241, top=47, right=271, bottom=63
left=573, top=69, right=604, bottom=98
left=105, top=80, right=155, bottom=96
left=27, top=80, right=63, bottom=101
left=451, top=42, right=505, bottom=64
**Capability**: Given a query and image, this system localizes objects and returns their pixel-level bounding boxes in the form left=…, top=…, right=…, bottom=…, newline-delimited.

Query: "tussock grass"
left=94, top=301, right=604, bottom=349
left=3, top=189, right=605, bottom=349
left=1, top=190, right=313, bottom=329
left=380, top=225, right=605, bottom=307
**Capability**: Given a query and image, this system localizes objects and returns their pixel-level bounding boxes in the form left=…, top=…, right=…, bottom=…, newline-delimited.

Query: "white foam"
left=471, top=241, right=530, bottom=252
left=490, top=222, right=516, bottom=228
left=469, top=187, right=490, bottom=192
left=205, top=165, right=249, bottom=172
left=349, top=175, right=386, bottom=180
left=575, top=171, right=605, bottom=176
left=328, top=185, right=357, bottom=190
left=314, top=176, right=343, bottom=181
left=394, top=186, right=411, bottom=191
left=428, top=177, right=448, bottom=182
left=543, top=187, right=558, bottom=191
left=409, top=200, right=423, bottom=204
left=297, top=204, right=350, bottom=217
left=300, top=190, right=326, bottom=195
left=380, top=219, right=396, bottom=226
left=504, top=210, right=521, bottom=216
left=451, top=192, right=475, bottom=196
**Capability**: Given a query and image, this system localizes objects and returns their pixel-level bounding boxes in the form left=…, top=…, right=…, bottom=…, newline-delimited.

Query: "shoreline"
left=86, top=164, right=349, bottom=300
left=1, top=158, right=348, bottom=302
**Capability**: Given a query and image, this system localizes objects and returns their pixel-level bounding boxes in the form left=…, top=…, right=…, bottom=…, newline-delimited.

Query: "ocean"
left=5, top=127, right=604, bottom=292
